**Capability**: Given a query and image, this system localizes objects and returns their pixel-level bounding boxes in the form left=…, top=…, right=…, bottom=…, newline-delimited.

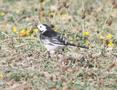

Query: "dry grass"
left=0, top=0, right=117, bottom=90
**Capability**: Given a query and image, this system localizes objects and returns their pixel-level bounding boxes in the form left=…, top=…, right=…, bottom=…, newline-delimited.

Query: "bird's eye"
left=40, top=26, right=42, bottom=28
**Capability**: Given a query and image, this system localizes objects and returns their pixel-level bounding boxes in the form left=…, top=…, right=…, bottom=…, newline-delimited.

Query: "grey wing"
left=40, top=32, right=68, bottom=46
left=49, top=34, right=68, bottom=45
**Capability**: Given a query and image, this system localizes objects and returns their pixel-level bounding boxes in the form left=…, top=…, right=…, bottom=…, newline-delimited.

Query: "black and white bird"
left=37, top=24, right=88, bottom=56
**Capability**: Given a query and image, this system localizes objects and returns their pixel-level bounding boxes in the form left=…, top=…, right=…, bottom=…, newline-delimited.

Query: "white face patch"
left=37, top=24, right=47, bottom=33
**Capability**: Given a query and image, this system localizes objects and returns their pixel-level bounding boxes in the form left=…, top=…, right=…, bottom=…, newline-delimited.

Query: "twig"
left=14, top=15, right=31, bottom=25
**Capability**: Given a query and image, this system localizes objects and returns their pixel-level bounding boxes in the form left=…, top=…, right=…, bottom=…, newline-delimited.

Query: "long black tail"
left=67, top=42, right=89, bottom=49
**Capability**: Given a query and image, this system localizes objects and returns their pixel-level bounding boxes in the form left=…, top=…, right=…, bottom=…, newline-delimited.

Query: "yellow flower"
left=99, top=35, right=105, bottom=40
left=19, top=29, right=27, bottom=37
left=83, top=31, right=90, bottom=36
left=84, top=40, right=93, bottom=48
left=0, top=11, right=5, bottom=16
left=84, top=40, right=90, bottom=45
left=0, top=71, right=4, bottom=80
left=106, top=34, right=113, bottom=39
left=108, top=41, right=114, bottom=47
left=33, top=28, right=38, bottom=33
left=19, top=28, right=33, bottom=37
left=26, top=30, right=31, bottom=36
left=12, top=26, right=17, bottom=33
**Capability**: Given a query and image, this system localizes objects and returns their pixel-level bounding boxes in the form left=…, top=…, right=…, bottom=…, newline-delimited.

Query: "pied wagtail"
left=37, top=24, right=88, bottom=56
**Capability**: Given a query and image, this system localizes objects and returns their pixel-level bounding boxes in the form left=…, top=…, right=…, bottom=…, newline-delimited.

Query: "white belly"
left=45, top=44, right=64, bottom=51
left=41, top=39, right=65, bottom=53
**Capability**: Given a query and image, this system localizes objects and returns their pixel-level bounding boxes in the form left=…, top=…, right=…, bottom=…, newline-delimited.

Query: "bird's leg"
left=62, top=48, right=65, bottom=52
left=58, top=48, right=65, bottom=54
left=47, top=51, right=51, bottom=58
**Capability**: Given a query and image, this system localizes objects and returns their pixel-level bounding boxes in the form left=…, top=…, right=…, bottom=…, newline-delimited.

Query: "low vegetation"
left=0, top=0, right=117, bottom=90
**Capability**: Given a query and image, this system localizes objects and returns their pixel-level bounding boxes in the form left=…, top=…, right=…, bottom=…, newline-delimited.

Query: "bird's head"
left=37, top=24, right=52, bottom=33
